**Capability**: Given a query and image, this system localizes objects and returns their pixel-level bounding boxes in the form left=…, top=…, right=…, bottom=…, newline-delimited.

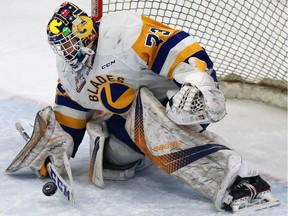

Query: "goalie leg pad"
left=125, top=87, right=241, bottom=209
left=171, top=150, right=241, bottom=209
left=87, top=119, right=107, bottom=188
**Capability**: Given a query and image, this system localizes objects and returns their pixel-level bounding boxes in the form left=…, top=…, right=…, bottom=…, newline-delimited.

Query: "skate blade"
left=232, top=198, right=280, bottom=213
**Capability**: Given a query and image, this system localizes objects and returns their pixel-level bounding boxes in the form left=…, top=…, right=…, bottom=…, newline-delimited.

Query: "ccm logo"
left=102, top=60, right=116, bottom=69
left=50, top=166, right=71, bottom=200
left=153, top=141, right=183, bottom=152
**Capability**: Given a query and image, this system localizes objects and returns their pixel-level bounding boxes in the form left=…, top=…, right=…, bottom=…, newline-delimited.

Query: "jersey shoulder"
left=97, top=11, right=143, bottom=54
left=100, top=11, right=142, bottom=26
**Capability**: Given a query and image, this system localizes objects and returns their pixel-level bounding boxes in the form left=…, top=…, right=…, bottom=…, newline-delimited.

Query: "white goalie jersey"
left=53, top=11, right=221, bottom=153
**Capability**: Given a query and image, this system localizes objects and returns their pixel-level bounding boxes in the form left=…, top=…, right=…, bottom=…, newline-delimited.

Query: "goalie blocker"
left=6, top=108, right=75, bottom=204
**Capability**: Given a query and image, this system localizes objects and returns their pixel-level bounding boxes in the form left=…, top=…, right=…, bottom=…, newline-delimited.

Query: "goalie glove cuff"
left=172, top=57, right=216, bottom=88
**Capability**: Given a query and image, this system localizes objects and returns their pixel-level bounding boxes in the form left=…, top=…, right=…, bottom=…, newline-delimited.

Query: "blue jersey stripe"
left=55, top=94, right=91, bottom=112
left=106, top=114, right=143, bottom=154
left=190, top=49, right=214, bottom=69
left=61, top=125, right=86, bottom=157
left=151, top=31, right=190, bottom=74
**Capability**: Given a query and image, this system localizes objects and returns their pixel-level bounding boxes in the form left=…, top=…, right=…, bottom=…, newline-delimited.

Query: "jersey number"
left=145, top=28, right=171, bottom=47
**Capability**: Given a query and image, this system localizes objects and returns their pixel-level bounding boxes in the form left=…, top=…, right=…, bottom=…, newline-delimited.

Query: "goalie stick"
left=15, top=122, right=75, bottom=205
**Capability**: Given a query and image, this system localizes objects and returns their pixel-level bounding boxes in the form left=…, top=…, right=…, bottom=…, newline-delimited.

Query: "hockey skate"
left=224, top=175, right=280, bottom=213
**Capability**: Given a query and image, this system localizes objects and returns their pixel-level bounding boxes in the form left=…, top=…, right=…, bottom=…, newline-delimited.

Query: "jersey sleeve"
left=132, top=15, right=218, bottom=85
left=53, top=80, right=95, bottom=157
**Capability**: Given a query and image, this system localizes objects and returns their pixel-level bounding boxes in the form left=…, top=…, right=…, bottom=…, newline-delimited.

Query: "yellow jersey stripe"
left=167, top=43, right=204, bottom=79
left=159, top=36, right=197, bottom=77
left=54, top=111, right=88, bottom=129
left=54, top=104, right=95, bottom=120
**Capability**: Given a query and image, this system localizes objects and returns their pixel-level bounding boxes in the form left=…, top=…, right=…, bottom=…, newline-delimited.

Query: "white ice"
left=0, top=0, right=287, bottom=216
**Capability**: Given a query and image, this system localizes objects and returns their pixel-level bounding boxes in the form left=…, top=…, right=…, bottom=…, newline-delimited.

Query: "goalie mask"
left=47, top=2, right=98, bottom=71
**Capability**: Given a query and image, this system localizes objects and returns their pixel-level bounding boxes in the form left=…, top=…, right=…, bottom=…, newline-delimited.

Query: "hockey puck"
left=42, top=181, right=57, bottom=196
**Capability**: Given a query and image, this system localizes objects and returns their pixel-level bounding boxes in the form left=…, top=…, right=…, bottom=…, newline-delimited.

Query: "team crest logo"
left=100, top=82, right=135, bottom=114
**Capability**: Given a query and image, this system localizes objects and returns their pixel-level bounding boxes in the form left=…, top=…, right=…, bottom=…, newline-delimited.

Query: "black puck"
left=42, top=181, right=57, bottom=196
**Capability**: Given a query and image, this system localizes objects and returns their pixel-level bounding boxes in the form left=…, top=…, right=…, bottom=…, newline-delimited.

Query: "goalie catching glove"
left=6, top=106, right=74, bottom=178
left=166, top=57, right=226, bottom=125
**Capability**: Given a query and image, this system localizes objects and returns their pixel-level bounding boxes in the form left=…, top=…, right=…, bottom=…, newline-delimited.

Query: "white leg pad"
left=125, top=87, right=242, bottom=209
left=87, top=119, right=107, bottom=188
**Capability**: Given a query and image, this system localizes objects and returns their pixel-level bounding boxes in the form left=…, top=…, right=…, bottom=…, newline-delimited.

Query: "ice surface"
left=0, top=0, right=287, bottom=215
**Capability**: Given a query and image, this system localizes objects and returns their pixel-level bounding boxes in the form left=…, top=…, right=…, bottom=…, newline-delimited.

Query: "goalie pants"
left=104, top=114, right=145, bottom=166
